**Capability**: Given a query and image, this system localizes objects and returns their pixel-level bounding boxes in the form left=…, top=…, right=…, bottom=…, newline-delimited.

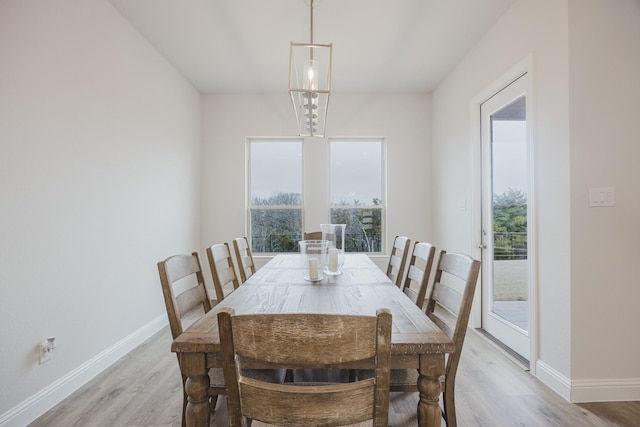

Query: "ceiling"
left=108, top=0, right=516, bottom=94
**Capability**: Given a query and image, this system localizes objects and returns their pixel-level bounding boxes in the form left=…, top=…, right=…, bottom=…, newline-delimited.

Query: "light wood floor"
left=29, top=323, right=640, bottom=426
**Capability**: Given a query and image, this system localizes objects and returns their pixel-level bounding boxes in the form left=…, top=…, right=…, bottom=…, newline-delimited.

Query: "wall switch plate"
left=589, top=188, right=614, bottom=207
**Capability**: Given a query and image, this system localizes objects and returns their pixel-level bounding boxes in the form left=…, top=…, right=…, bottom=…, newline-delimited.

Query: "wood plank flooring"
left=29, top=323, right=640, bottom=426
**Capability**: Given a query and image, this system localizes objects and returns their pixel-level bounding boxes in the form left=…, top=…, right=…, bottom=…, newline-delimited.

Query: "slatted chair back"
left=218, top=308, right=392, bottom=427
left=360, top=250, right=480, bottom=427
left=157, top=253, right=212, bottom=340
left=157, top=252, right=223, bottom=425
left=386, top=236, right=410, bottom=287
left=207, top=242, right=241, bottom=305
left=233, top=237, right=256, bottom=283
left=401, top=242, right=436, bottom=309
left=424, top=250, right=481, bottom=427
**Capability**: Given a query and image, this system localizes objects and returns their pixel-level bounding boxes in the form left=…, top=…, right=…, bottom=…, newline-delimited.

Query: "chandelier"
left=288, top=0, right=332, bottom=137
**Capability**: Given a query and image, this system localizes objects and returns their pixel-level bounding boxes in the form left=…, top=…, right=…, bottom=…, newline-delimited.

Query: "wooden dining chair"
left=386, top=235, right=410, bottom=287
left=218, top=308, right=392, bottom=427
left=366, top=250, right=480, bottom=427
left=303, top=231, right=322, bottom=240
left=206, top=242, right=241, bottom=306
left=157, top=252, right=226, bottom=426
left=400, top=242, right=436, bottom=309
left=232, top=237, right=256, bottom=283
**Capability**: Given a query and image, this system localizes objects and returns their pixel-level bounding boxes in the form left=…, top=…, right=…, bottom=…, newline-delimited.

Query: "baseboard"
left=524, top=360, right=640, bottom=404
left=0, top=314, right=167, bottom=427
left=536, top=359, right=572, bottom=401
left=570, top=378, right=640, bottom=403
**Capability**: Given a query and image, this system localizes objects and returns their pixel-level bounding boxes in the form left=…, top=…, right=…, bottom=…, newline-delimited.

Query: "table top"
left=172, top=254, right=454, bottom=355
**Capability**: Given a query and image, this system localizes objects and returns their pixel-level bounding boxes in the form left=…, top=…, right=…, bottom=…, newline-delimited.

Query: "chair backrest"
left=401, top=242, right=436, bottom=309
left=424, top=251, right=481, bottom=385
left=218, top=308, right=392, bottom=427
left=386, top=236, right=410, bottom=287
left=157, top=253, right=212, bottom=340
left=232, top=237, right=256, bottom=283
left=206, top=243, right=241, bottom=304
left=303, top=231, right=322, bottom=240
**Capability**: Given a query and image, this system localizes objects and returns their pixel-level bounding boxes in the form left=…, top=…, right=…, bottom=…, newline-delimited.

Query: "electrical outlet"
left=39, top=337, right=56, bottom=364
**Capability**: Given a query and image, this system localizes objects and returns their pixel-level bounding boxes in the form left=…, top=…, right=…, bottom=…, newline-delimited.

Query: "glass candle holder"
left=320, top=224, right=346, bottom=275
left=299, top=240, right=328, bottom=281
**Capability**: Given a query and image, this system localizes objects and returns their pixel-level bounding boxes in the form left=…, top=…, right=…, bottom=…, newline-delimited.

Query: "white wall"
left=0, top=0, right=201, bottom=424
left=431, top=0, right=573, bottom=397
left=433, top=0, right=640, bottom=402
left=201, top=93, right=432, bottom=270
left=568, top=0, right=640, bottom=401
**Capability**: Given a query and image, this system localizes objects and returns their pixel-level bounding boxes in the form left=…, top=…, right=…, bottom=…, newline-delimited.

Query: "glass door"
left=480, top=74, right=530, bottom=362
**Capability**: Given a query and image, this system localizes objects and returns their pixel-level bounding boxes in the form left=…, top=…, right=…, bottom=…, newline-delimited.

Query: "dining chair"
left=218, top=307, right=392, bottom=427
left=303, top=231, right=322, bottom=240
left=159, top=252, right=287, bottom=426
left=206, top=242, right=241, bottom=306
left=365, top=250, right=480, bottom=427
left=400, top=242, right=436, bottom=309
left=386, top=235, right=411, bottom=287
left=232, top=236, right=256, bottom=283
left=157, top=252, right=225, bottom=426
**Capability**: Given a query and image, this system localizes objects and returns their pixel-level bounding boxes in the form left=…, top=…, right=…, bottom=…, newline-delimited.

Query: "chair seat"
left=357, top=368, right=442, bottom=393
left=209, top=368, right=226, bottom=391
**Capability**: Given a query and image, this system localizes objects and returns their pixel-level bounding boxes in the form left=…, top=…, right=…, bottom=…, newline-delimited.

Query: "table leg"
left=417, top=353, right=445, bottom=427
left=180, top=353, right=210, bottom=427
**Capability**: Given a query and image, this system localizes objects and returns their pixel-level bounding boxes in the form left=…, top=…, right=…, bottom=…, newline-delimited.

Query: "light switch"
left=589, top=188, right=615, bottom=207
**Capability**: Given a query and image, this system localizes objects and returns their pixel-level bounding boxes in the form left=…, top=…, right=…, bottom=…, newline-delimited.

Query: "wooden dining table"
left=172, top=254, right=454, bottom=427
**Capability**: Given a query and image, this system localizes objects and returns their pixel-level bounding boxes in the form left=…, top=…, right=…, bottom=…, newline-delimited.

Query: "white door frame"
left=469, top=55, right=538, bottom=374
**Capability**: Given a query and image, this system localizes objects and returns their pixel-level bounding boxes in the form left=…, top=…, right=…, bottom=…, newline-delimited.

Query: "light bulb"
left=303, top=60, right=318, bottom=91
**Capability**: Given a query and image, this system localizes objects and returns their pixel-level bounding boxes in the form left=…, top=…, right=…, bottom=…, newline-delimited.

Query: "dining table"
left=172, top=253, right=454, bottom=427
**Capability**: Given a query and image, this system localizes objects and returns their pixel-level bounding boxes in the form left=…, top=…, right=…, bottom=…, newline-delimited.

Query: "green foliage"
left=331, top=207, right=382, bottom=252
left=493, top=188, right=527, bottom=260
left=493, top=188, right=527, bottom=232
left=249, top=192, right=383, bottom=253
left=250, top=208, right=301, bottom=252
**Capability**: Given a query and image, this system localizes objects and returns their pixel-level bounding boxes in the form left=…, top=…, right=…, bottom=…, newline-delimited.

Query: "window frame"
left=246, top=136, right=387, bottom=255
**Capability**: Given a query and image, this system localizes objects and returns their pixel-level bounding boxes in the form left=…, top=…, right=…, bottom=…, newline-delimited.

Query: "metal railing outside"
left=493, top=231, right=527, bottom=260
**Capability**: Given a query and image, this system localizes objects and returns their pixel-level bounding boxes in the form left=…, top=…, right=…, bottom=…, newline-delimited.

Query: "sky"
left=491, top=120, right=527, bottom=196
left=248, top=128, right=525, bottom=205
left=250, top=140, right=382, bottom=205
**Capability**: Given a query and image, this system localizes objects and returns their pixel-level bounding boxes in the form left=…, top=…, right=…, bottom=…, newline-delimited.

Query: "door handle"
left=478, top=243, right=487, bottom=249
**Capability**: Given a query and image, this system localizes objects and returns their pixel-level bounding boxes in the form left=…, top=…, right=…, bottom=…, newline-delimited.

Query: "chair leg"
left=181, top=377, right=187, bottom=427
left=443, top=381, right=457, bottom=427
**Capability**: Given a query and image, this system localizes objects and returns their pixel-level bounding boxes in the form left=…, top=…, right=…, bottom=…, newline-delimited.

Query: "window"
left=248, top=139, right=303, bottom=253
left=330, top=139, right=384, bottom=253
left=247, top=137, right=385, bottom=254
